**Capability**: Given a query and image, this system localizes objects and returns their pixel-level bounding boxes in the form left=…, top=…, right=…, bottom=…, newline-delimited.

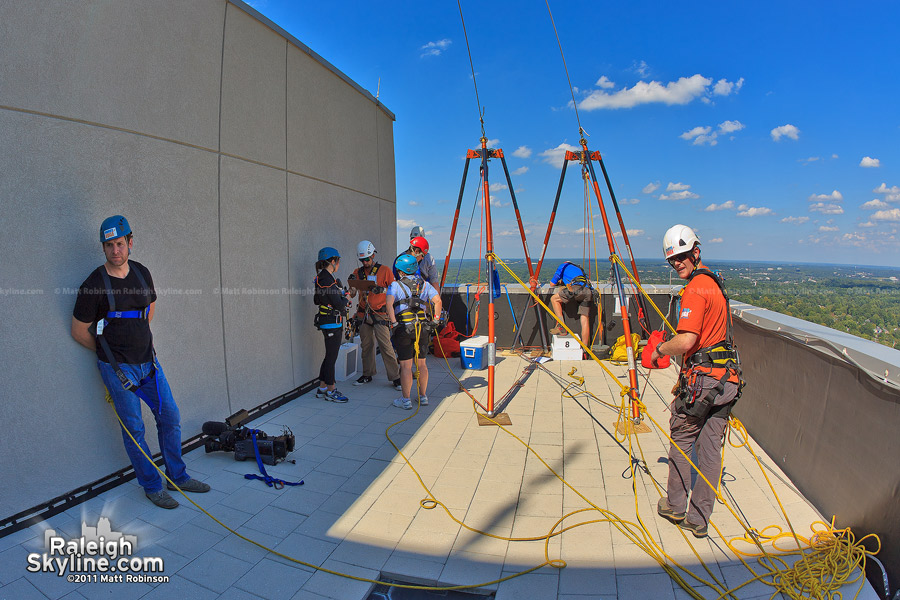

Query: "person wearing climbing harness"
left=408, top=227, right=439, bottom=288
left=348, top=240, right=401, bottom=390
left=314, top=247, right=350, bottom=403
left=548, top=261, right=596, bottom=342
left=652, top=224, right=744, bottom=539
left=71, top=216, right=210, bottom=510
left=386, top=253, right=443, bottom=410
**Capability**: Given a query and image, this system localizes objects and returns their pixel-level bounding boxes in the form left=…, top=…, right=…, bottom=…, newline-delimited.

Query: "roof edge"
left=229, top=0, right=396, bottom=121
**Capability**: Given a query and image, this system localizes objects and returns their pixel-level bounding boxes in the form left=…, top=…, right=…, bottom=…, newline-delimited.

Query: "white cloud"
left=737, top=206, right=774, bottom=217
left=420, top=39, right=451, bottom=58
left=659, top=190, right=700, bottom=201
left=667, top=182, right=691, bottom=191
left=712, top=78, right=744, bottom=96
left=832, top=154, right=839, bottom=159
left=781, top=216, right=810, bottom=224
left=860, top=156, right=881, bottom=168
left=579, top=74, right=711, bottom=110
left=717, top=120, right=745, bottom=134
left=397, top=219, right=417, bottom=229
left=770, top=124, right=800, bottom=141
left=642, top=182, right=660, bottom=194
left=872, top=208, right=900, bottom=222
left=489, top=195, right=509, bottom=208
left=874, top=183, right=900, bottom=194
left=862, top=199, right=889, bottom=210
left=680, top=121, right=744, bottom=146
left=859, top=221, right=877, bottom=228
left=707, top=237, right=724, bottom=243
left=819, top=225, right=839, bottom=232
left=512, top=145, right=532, bottom=158
left=799, top=156, right=820, bottom=165
left=705, top=201, right=735, bottom=211
left=408, top=201, right=419, bottom=206
left=633, top=60, right=649, bottom=77
left=620, top=198, right=640, bottom=205
left=737, top=204, right=748, bottom=210
left=489, top=182, right=508, bottom=192
left=808, top=190, right=843, bottom=202
left=539, top=143, right=579, bottom=168
left=596, top=75, right=615, bottom=89
left=497, top=229, right=531, bottom=236
left=613, top=229, right=646, bottom=238
left=512, top=166, right=528, bottom=176
left=809, top=202, right=844, bottom=215
left=486, top=138, right=500, bottom=148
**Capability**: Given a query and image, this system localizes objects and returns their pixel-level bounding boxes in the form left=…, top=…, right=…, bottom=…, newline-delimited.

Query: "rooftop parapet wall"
left=0, top=0, right=395, bottom=519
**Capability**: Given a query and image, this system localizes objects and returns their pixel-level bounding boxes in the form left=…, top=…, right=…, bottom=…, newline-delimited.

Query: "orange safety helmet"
left=409, top=236, right=429, bottom=254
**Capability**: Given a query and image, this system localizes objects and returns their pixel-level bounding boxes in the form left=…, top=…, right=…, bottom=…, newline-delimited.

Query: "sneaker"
left=393, top=379, right=402, bottom=391
left=315, top=387, right=328, bottom=398
left=680, top=519, right=709, bottom=538
left=418, top=395, right=429, bottom=406
left=393, top=397, right=413, bottom=410
left=657, top=498, right=685, bottom=525
left=167, top=478, right=211, bottom=493
left=325, top=389, right=349, bottom=403
left=145, top=490, right=179, bottom=509
left=354, top=375, right=373, bottom=386
left=549, top=325, right=565, bottom=336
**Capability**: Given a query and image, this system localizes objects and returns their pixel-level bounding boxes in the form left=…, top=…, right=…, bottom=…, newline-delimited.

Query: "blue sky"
left=249, top=1, right=899, bottom=268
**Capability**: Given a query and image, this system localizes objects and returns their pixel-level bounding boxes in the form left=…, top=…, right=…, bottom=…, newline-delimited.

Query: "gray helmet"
left=409, top=225, right=425, bottom=240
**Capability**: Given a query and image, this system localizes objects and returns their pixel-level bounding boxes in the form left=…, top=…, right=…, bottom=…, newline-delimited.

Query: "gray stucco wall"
left=0, top=0, right=396, bottom=518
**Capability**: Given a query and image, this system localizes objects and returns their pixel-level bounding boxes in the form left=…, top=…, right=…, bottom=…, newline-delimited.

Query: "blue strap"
left=243, top=430, right=304, bottom=489
left=107, top=309, right=148, bottom=319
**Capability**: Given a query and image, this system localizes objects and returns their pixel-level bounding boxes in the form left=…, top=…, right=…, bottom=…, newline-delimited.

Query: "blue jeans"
left=97, top=359, right=187, bottom=493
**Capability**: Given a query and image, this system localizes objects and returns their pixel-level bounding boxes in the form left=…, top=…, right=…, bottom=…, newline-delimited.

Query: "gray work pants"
left=359, top=319, right=400, bottom=381
left=666, top=376, right=739, bottom=527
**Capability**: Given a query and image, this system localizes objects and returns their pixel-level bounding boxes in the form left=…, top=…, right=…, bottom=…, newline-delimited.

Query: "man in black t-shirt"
left=71, top=215, right=210, bottom=509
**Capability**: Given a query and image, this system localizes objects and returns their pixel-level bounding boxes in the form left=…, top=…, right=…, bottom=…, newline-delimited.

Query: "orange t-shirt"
left=676, top=264, right=738, bottom=382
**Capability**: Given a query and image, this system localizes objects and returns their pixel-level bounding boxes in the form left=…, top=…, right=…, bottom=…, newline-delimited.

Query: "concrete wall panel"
left=220, top=5, right=286, bottom=168
left=0, top=0, right=394, bottom=524
left=0, top=110, right=227, bottom=517
left=219, top=156, right=294, bottom=409
left=287, top=46, right=378, bottom=195
left=377, top=109, right=397, bottom=203
left=0, top=0, right=224, bottom=149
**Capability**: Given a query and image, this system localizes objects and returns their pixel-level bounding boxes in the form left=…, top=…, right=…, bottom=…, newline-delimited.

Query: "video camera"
left=202, top=409, right=295, bottom=466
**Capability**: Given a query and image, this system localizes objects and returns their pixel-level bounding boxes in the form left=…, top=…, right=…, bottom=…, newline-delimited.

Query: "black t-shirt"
left=73, top=261, right=157, bottom=365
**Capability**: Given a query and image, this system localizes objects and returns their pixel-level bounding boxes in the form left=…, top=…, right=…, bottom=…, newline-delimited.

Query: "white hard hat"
left=409, top=225, right=425, bottom=240
left=357, top=240, right=376, bottom=259
left=663, top=224, right=700, bottom=259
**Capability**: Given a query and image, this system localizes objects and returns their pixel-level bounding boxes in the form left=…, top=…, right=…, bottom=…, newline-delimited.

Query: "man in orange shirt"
left=348, top=241, right=401, bottom=389
left=651, top=224, right=743, bottom=538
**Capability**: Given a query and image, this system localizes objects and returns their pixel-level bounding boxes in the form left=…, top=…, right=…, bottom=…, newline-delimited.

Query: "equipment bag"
left=641, top=330, right=671, bottom=369
left=610, top=333, right=641, bottom=362
left=432, top=321, right=461, bottom=357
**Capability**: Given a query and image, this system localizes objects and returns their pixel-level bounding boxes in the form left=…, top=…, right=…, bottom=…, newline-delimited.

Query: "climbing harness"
left=672, top=268, right=745, bottom=419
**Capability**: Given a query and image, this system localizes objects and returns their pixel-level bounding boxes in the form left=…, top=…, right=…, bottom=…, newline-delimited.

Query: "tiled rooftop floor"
left=1, top=352, right=878, bottom=599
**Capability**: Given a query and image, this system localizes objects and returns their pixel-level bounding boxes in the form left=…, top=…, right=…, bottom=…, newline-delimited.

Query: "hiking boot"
left=167, top=478, right=211, bottom=493
left=657, top=498, right=685, bottom=525
left=549, top=325, right=565, bottom=336
left=325, top=389, right=349, bottom=403
left=145, top=490, right=179, bottom=509
left=393, top=378, right=402, bottom=390
left=353, top=375, right=373, bottom=386
left=393, top=397, right=413, bottom=410
left=418, top=395, right=429, bottom=406
left=315, top=387, right=328, bottom=398
left=680, top=519, right=708, bottom=538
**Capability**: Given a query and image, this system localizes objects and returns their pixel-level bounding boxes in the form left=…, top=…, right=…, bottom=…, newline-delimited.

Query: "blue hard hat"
left=395, top=253, right=418, bottom=275
left=318, top=247, right=340, bottom=262
left=100, top=215, right=132, bottom=243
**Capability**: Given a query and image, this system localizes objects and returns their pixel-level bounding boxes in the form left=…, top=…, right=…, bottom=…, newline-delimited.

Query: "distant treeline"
left=439, top=258, right=900, bottom=349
